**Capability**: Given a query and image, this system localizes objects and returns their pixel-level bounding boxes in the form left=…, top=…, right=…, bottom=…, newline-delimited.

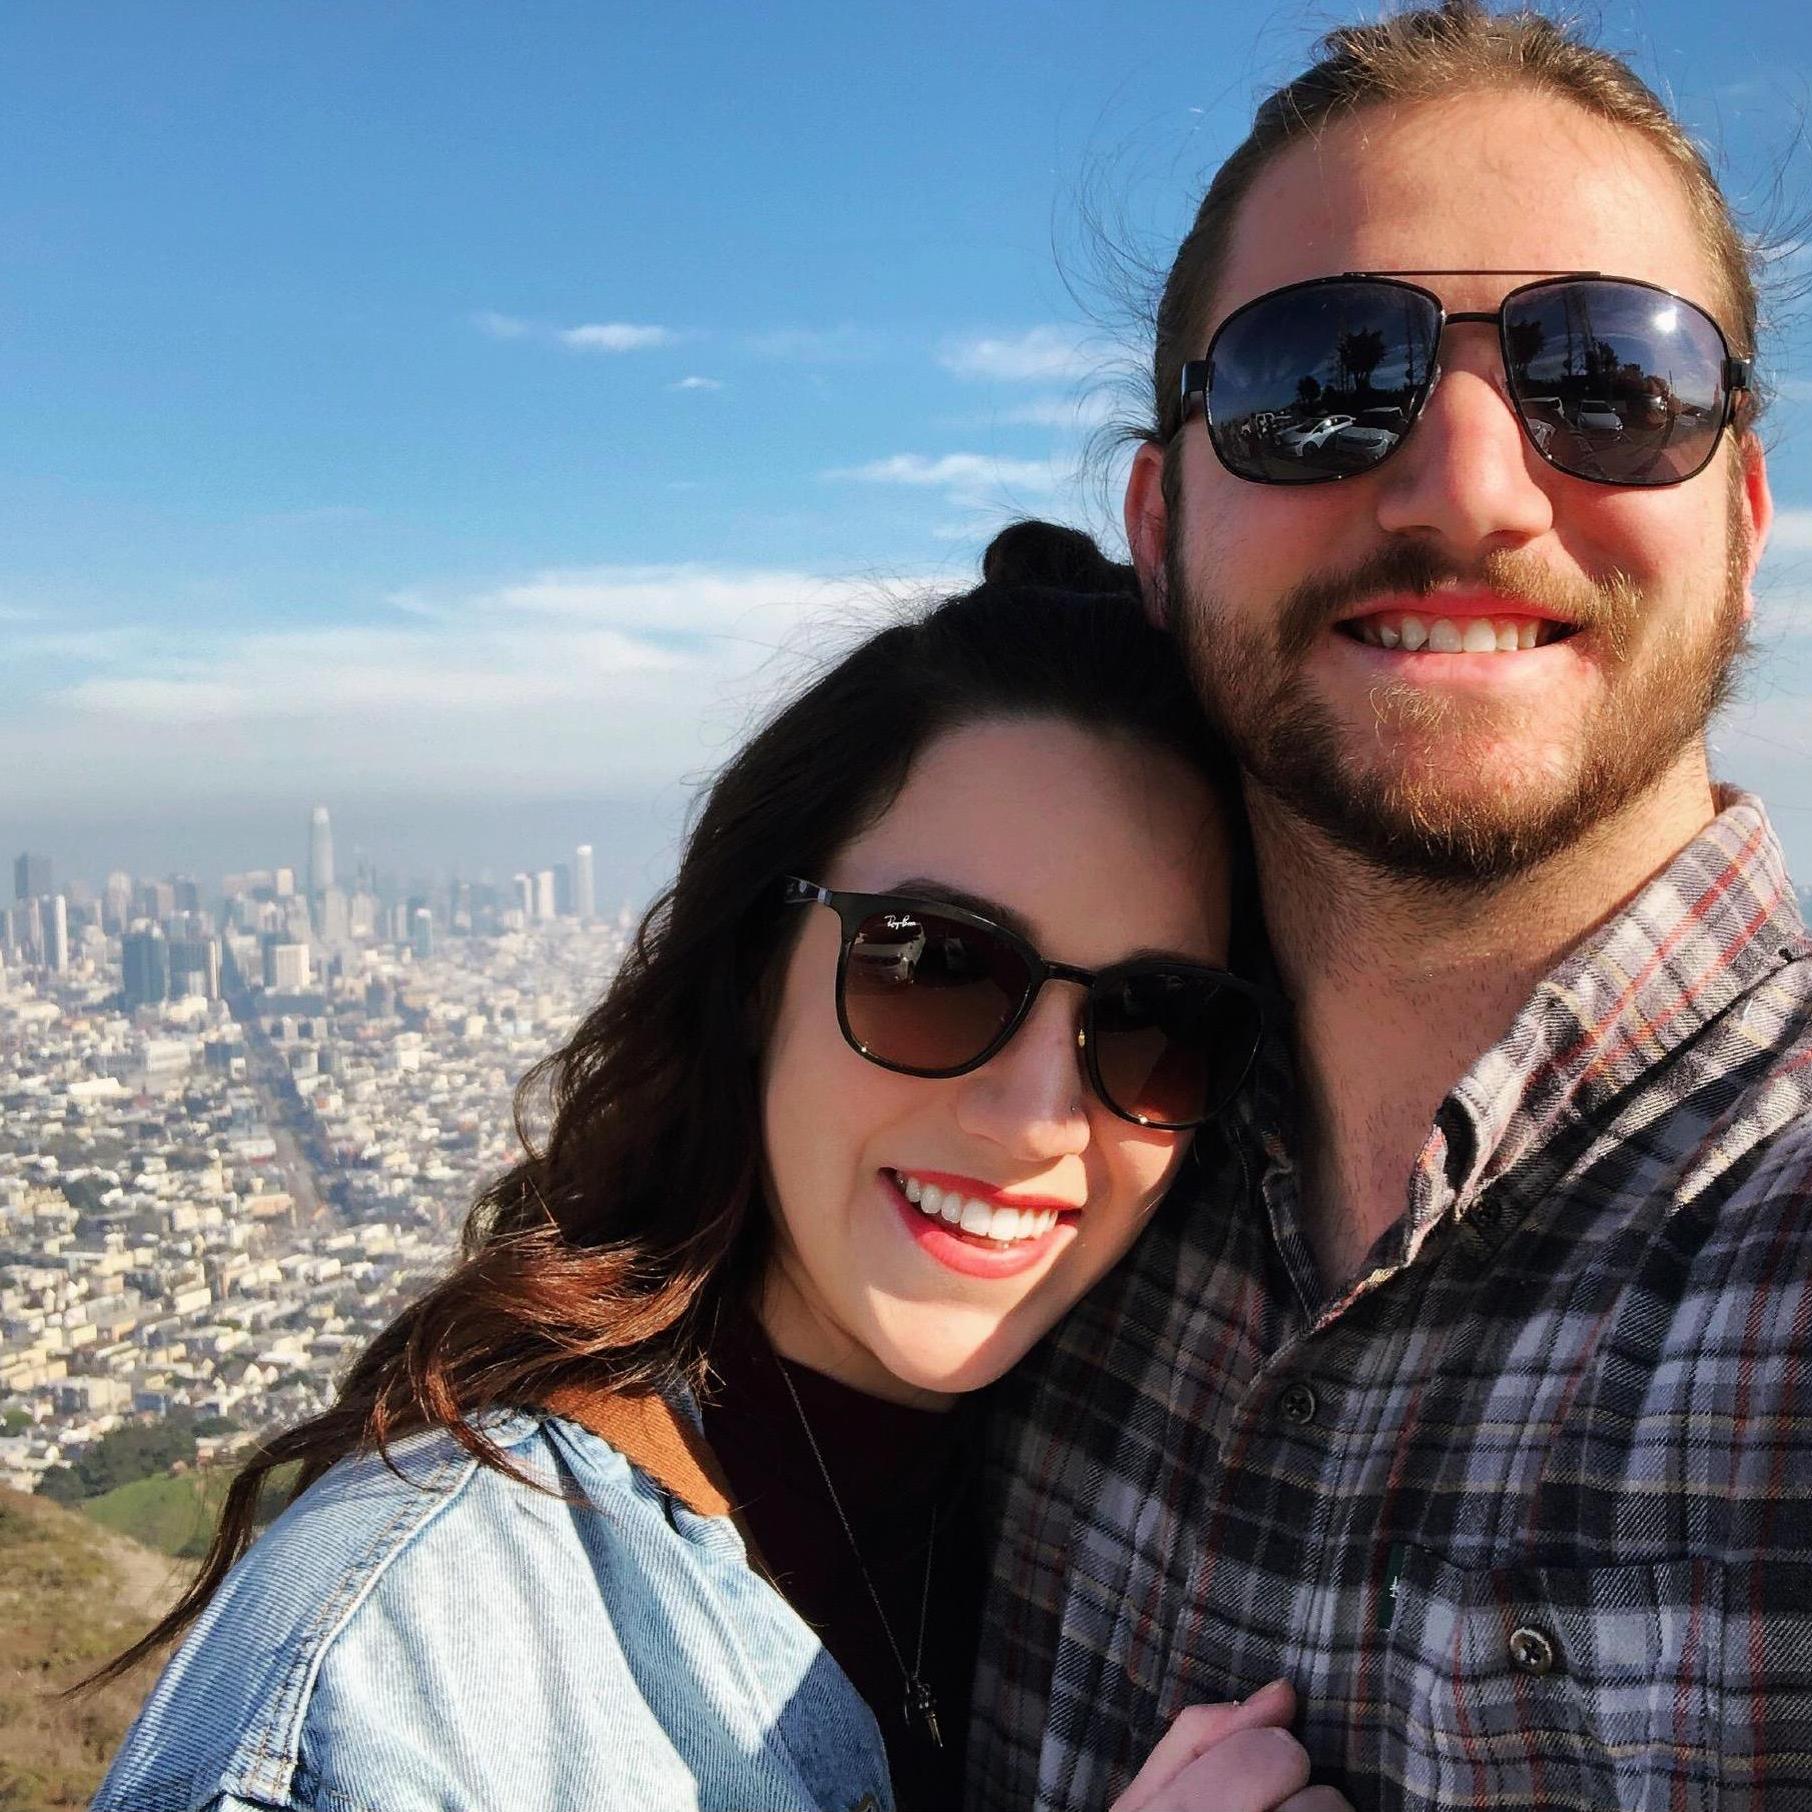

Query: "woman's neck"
left=755, top=1266, right=957, bottom=1412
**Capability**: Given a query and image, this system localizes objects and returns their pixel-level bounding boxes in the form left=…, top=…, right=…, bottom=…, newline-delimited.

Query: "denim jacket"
left=93, top=1393, right=893, bottom=1812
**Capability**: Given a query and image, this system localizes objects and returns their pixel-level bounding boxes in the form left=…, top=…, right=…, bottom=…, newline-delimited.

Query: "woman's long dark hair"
left=92, top=520, right=1233, bottom=1685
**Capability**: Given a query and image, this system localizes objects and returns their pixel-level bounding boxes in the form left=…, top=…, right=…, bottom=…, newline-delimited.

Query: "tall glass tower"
left=308, top=805, right=335, bottom=897
left=574, top=844, right=596, bottom=922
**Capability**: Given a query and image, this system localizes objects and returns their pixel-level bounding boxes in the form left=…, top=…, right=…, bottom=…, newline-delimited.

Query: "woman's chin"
left=865, top=1309, right=1052, bottom=1400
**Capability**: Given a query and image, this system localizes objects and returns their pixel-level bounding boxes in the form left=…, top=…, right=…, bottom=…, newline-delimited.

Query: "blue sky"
left=3, top=0, right=1810, bottom=901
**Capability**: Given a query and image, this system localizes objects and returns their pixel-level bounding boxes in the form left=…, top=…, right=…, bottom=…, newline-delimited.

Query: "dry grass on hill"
left=0, top=1486, right=189, bottom=1810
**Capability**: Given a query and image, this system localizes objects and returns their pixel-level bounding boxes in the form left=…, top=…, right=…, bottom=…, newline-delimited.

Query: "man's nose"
left=953, top=986, right=1091, bottom=1161
left=1373, top=349, right=1555, bottom=555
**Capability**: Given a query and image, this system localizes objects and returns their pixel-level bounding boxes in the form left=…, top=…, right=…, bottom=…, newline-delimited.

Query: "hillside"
left=83, top=1468, right=236, bottom=1559
left=0, top=1487, right=188, bottom=1810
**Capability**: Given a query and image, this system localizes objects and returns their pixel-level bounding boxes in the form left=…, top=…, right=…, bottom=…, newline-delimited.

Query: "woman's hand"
left=1109, top=1680, right=1353, bottom=1812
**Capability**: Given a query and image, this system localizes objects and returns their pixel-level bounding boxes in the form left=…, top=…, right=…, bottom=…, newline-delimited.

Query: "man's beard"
left=1165, top=498, right=1751, bottom=888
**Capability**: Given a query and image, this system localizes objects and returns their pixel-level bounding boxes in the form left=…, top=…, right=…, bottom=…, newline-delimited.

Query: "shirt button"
left=1278, top=1381, right=1318, bottom=1426
left=1508, top=1625, right=1559, bottom=1676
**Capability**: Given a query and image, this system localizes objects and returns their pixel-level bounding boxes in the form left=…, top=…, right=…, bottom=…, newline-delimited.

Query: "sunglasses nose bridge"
left=1016, top=961, right=1095, bottom=1038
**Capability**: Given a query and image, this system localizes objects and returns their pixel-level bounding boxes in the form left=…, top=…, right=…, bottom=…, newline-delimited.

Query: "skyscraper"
left=14, top=853, right=50, bottom=904
left=308, top=805, right=335, bottom=897
left=574, top=845, right=596, bottom=923
left=123, top=927, right=170, bottom=1008
left=168, top=935, right=220, bottom=999
left=534, top=869, right=556, bottom=923
left=45, top=895, right=68, bottom=974
left=102, top=871, right=133, bottom=935
left=316, top=887, right=349, bottom=943
left=262, top=937, right=310, bottom=992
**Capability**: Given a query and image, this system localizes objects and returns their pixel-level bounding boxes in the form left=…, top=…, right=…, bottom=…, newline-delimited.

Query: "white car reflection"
left=1277, top=414, right=1355, bottom=455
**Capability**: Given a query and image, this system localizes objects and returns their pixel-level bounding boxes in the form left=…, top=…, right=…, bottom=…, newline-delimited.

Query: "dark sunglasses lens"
left=1504, top=281, right=1731, bottom=485
left=1091, top=971, right=1262, bottom=1127
left=1209, top=282, right=1438, bottom=483
left=843, top=908, right=1030, bottom=1074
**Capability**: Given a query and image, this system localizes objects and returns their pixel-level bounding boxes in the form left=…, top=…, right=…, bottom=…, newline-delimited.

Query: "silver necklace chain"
left=774, top=1351, right=944, bottom=1749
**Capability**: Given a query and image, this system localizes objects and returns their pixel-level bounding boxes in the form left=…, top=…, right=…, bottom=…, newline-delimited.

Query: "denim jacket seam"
left=222, top=1436, right=499, bottom=1803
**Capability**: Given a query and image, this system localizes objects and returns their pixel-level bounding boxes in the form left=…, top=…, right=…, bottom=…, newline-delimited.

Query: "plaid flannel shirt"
left=969, top=791, right=1812, bottom=1812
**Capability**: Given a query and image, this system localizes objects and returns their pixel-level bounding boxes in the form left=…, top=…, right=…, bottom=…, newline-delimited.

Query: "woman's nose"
left=952, top=985, right=1091, bottom=1160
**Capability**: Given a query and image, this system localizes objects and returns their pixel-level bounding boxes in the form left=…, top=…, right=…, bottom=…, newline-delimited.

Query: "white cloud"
left=13, top=627, right=143, bottom=663
left=59, top=626, right=679, bottom=724
left=559, top=322, right=674, bottom=352
left=405, top=563, right=885, bottom=637
left=473, top=311, right=680, bottom=353
left=939, top=326, right=1093, bottom=384
left=472, top=310, right=533, bottom=340
left=829, top=453, right=1059, bottom=493
left=671, top=375, right=723, bottom=391
left=5, top=564, right=925, bottom=808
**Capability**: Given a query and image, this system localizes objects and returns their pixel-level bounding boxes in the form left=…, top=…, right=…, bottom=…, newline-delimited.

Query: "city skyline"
left=3, top=793, right=676, bottom=917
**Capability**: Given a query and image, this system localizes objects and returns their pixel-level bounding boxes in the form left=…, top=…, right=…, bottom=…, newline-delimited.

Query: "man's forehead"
left=1208, top=88, right=1722, bottom=328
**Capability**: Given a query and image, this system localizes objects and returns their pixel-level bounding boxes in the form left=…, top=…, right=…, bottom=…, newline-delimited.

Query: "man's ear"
left=1736, top=433, right=1773, bottom=625
left=1124, top=441, right=1172, bottom=628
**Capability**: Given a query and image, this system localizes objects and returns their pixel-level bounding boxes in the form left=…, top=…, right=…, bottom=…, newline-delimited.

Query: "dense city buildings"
left=0, top=812, right=630, bottom=1494
left=11, top=806, right=1806, bottom=1504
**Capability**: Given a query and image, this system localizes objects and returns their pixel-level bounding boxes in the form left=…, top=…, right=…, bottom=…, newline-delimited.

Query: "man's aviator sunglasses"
left=1179, top=271, right=1751, bottom=489
left=784, top=878, right=1274, bottom=1131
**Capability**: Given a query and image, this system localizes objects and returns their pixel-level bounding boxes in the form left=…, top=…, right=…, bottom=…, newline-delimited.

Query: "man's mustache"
left=1273, top=543, right=1641, bottom=665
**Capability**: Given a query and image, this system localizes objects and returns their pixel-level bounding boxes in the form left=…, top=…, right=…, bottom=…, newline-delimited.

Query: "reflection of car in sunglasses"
left=1276, top=413, right=1354, bottom=455
left=1571, top=399, right=1626, bottom=435
left=852, top=921, right=930, bottom=984
left=1328, top=419, right=1400, bottom=459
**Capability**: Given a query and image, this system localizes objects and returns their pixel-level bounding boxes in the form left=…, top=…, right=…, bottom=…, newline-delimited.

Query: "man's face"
left=1130, top=89, right=1772, bottom=884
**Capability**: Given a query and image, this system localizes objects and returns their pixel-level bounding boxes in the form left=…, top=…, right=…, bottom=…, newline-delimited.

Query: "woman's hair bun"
left=980, top=519, right=1138, bottom=597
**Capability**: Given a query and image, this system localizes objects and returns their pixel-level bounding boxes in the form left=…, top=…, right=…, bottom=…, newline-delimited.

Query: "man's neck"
left=1253, top=758, right=1721, bottom=1289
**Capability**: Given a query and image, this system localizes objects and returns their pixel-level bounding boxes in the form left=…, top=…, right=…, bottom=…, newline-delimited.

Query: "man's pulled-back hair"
left=1146, top=0, right=1762, bottom=446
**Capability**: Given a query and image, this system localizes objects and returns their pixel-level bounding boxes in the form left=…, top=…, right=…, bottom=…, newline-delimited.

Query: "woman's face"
left=758, top=715, right=1233, bottom=1404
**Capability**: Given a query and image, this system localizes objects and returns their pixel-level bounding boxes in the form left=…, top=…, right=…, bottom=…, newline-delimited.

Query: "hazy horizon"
left=6, top=0, right=1809, bottom=902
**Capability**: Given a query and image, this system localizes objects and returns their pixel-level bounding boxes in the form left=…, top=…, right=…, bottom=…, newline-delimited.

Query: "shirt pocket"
left=1377, top=1546, right=1721, bottom=1812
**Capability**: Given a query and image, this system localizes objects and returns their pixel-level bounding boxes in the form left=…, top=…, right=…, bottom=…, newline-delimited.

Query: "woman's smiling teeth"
left=889, top=1170, right=1064, bottom=1244
left=1343, top=612, right=1569, bottom=652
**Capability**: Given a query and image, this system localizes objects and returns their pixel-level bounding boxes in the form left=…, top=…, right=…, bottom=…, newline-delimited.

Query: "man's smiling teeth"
left=891, top=1170, right=1062, bottom=1244
left=1346, top=612, right=1564, bottom=653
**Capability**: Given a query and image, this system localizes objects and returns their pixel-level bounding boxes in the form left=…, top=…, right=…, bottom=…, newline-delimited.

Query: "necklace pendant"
left=904, top=1678, right=943, bottom=1749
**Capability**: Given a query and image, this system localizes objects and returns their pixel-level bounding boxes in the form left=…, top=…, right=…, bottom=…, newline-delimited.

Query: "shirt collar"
left=1444, top=788, right=1806, bottom=1210
left=1231, top=789, right=1808, bottom=1303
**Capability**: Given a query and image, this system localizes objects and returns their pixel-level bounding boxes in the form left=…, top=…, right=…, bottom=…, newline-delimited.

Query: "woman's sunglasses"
left=1180, top=271, right=1751, bottom=489
left=783, top=878, right=1274, bottom=1131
